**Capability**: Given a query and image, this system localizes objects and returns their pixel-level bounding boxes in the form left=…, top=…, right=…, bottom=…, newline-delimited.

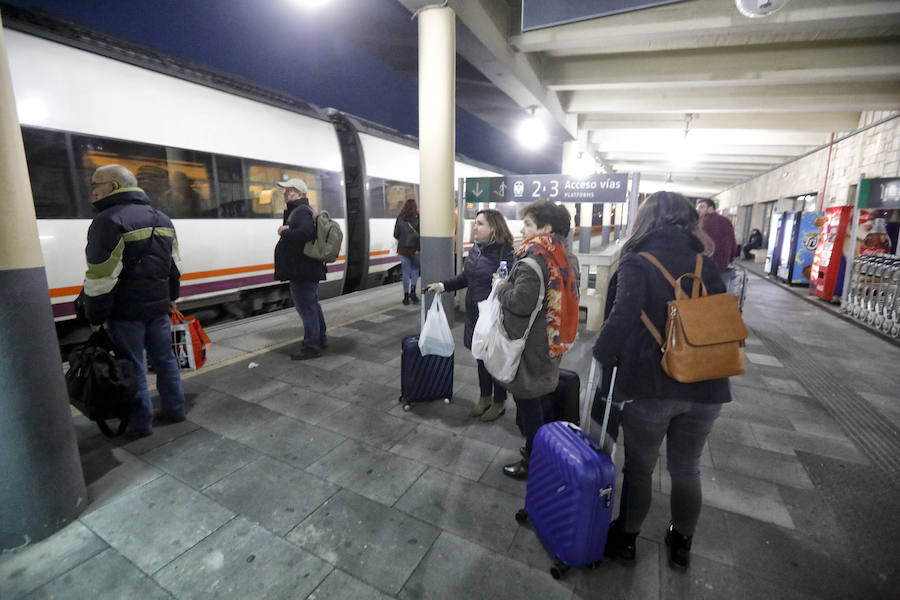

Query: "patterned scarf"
left=516, top=233, right=579, bottom=357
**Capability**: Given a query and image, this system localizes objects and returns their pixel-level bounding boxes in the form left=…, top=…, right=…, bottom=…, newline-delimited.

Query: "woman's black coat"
left=441, top=240, right=514, bottom=349
left=592, top=225, right=731, bottom=403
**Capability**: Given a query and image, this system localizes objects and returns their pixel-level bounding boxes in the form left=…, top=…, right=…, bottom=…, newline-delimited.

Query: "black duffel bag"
left=65, top=329, right=140, bottom=437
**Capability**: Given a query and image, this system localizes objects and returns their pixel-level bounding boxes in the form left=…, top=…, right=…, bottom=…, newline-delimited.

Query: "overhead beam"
left=396, top=0, right=576, bottom=141
left=564, top=82, right=900, bottom=113
left=510, top=0, right=900, bottom=56
left=601, top=152, right=792, bottom=165
left=544, top=40, right=900, bottom=90
left=588, top=128, right=828, bottom=147
left=580, top=112, right=862, bottom=132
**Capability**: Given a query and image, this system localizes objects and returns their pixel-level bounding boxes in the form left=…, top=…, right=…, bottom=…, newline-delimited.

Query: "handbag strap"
left=499, top=256, right=545, bottom=344
left=637, top=252, right=705, bottom=348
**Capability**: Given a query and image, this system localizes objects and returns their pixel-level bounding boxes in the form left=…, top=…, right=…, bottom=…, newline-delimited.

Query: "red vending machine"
left=810, top=206, right=852, bottom=301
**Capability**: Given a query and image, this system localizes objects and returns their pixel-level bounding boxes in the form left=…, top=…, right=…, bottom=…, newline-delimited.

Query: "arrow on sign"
left=472, top=182, right=484, bottom=198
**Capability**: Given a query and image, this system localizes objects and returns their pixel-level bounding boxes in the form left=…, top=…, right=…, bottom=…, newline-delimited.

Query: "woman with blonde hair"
left=426, top=209, right=515, bottom=421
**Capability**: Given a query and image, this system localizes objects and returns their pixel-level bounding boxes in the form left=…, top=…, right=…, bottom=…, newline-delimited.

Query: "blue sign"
left=522, top=0, right=691, bottom=31
left=466, top=173, right=628, bottom=204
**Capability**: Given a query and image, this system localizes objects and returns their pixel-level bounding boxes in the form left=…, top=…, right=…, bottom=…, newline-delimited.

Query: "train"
left=2, top=8, right=514, bottom=346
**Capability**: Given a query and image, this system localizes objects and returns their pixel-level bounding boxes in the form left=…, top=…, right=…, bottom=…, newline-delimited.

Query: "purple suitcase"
left=516, top=361, right=619, bottom=579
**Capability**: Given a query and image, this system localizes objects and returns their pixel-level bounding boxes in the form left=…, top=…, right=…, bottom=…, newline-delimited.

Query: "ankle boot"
left=402, top=293, right=410, bottom=306
left=665, top=522, right=692, bottom=569
left=479, top=402, right=506, bottom=422
left=469, top=396, right=492, bottom=417
left=604, top=519, right=638, bottom=561
left=502, top=457, right=529, bottom=479
left=409, top=290, right=420, bottom=304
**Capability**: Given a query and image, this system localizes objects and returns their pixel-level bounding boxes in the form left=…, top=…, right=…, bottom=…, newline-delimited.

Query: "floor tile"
left=259, top=388, right=350, bottom=425
left=398, top=532, right=570, bottom=600
left=389, top=424, right=500, bottom=481
left=203, top=456, right=339, bottom=536
left=707, top=438, right=815, bottom=490
left=80, top=475, right=233, bottom=574
left=236, top=415, right=346, bottom=469
left=306, top=568, right=392, bottom=600
left=186, top=392, right=282, bottom=440
left=287, top=489, right=439, bottom=595
left=744, top=352, right=784, bottom=368
left=326, top=378, right=400, bottom=409
left=26, top=548, right=171, bottom=600
left=761, top=376, right=810, bottom=397
left=140, top=428, right=259, bottom=489
left=394, top=468, right=522, bottom=553
left=272, top=363, right=349, bottom=393
left=80, top=447, right=163, bottom=516
left=306, top=439, right=426, bottom=506
left=155, top=516, right=331, bottom=599
left=0, top=521, right=108, bottom=600
left=749, top=422, right=870, bottom=465
left=317, top=405, right=417, bottom=450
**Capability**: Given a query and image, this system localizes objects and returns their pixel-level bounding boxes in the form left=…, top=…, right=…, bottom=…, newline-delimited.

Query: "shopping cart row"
left=841, top=255, right=900, bottom=338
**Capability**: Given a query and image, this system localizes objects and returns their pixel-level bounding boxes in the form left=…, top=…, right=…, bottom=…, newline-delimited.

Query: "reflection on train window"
left=465, top=202, right=519, bottom=221
left=367, top=178, right=417, bottom=218
left=72, top=135, right=214, bottom=218
left=22, top=127, right=77, bottom=218
left=246, top=163, right=319, bottom=218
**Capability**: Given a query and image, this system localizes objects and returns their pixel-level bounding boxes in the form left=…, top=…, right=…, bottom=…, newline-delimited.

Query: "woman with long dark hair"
left=426, top=209, right=515, bottom=421
left=592, top=191, right=731, bottom=570
left=394, top=198, right=421, bottom=304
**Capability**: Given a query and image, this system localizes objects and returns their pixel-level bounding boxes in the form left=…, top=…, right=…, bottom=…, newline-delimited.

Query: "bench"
left=752, top=250, right=767, bottom=264
left=575, top=246, right=620, bottom=331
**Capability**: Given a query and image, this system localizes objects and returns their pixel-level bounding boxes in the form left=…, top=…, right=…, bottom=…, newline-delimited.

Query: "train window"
left=246, top=163, right=322, bottom=219
left=367, top=179, right=417, bottom=218
left=21, top=127, right=78, bottom=218
left=72, top=135, right=214, bottom=218
left=214, top=155, right=246, bottom=217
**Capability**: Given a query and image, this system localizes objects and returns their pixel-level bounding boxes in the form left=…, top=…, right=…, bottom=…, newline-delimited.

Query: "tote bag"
left=481, top=258, right=544, bottom=383
left=471, top=282, right=501, bottom=360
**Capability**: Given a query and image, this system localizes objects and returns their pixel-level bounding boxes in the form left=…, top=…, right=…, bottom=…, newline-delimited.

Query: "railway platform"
left=2, top=274, right=899, bottom=600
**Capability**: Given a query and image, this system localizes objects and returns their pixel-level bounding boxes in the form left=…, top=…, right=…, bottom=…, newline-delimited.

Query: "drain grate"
left=753, top=329, right=900, bottom=474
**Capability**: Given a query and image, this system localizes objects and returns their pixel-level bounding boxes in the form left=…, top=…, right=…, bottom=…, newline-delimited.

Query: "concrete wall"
left=715, top=111, right=900, bottom=236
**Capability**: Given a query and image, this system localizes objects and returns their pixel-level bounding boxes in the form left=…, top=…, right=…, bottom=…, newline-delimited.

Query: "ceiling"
left=396, top=0, right=900, bottom=196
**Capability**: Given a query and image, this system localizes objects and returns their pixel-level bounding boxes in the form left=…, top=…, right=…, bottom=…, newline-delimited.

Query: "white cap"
left=277, top=178, right=308, bottom=195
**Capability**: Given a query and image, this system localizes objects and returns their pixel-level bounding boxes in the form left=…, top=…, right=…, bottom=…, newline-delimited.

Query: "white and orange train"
left=3, top=10, right=513, bottom=344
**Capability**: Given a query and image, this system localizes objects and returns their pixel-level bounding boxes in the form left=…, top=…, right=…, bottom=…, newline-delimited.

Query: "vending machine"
left=764, top=211, right=785, bottom=276
left=788, top=212, right=820, bottom=285
left=810, top=206, right=852, bottom=301
left=776, top=212, right=801, bottom=282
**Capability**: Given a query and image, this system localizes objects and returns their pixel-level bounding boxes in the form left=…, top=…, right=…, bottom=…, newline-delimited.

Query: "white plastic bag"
left=418, top=293, right=455, bottom=357
left=471, top=283, right=501, bottom=360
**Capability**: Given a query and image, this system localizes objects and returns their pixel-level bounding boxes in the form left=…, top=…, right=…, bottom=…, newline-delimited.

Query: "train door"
left=330, top=114, right=369, bottom=294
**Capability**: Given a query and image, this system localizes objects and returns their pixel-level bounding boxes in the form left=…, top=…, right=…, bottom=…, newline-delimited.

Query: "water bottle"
left=496, top=260, right=509, bottom=280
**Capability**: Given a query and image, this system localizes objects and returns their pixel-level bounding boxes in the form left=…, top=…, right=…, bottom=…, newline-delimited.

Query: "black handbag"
left=65, top=329, right=140, bottom=437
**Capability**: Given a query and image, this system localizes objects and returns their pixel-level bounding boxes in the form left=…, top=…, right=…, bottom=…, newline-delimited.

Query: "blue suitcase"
left=516, top=361, right=619, bottom=579
left=399, top=334, right=453, bottom=410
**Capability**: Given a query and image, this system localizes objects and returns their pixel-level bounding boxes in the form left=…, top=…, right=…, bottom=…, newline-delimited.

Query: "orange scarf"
left=516, top=234, right=579, bottom=357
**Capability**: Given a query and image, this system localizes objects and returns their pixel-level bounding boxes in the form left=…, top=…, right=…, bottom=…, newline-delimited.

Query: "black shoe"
left=153, top=410, right=186, bottom=424
left=502, top=458, right=529, bottom=479
left=665, top=522, right=692, bottom=569
left=402, top=294, right=410, bottom=306
left=291, top=349, right=322, bottom=360
left=604, top=519, right=638, bottom=561
left=125, top=429, right=152, bottom=439
left=409, top=292, right=419, bottom=304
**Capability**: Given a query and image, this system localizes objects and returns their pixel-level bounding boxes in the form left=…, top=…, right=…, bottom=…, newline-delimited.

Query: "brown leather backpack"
left=639, top=252, right=747, bottom=383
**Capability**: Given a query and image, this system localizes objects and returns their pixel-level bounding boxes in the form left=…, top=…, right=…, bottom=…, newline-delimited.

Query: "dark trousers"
left=514, top=394, right=553, bottom=455
left=476, top=360, right=507, bottom=405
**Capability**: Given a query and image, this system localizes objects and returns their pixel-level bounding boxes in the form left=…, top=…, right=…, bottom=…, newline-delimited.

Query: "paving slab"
left=236, top=415, right=346, bottom=469
left=317, top=405, right=418, bottom=450
left=186, top=391, right=283, bottom=440
left=80, top=447, right=163, bottom=516
left=203, top=456, right=339, bottom=536
left=259, top=388, right=350, bottom=425
left=80, top=475, right=234, bottom=575
left=287, top=489, right=440, bottom=595
left=707, top=438, right=815, bottom=490
left=155, top=516, right=331, bottom=600
left=398, top=531, right=571, bottom=600
left=140, top=428, right=260, bottom=489
left=25, top=548, right=171, bottom=600
left=306, top=439, right=426, bottom=506
left=389, top=424, right=500, bottom=481
left=306, top=568, right=393, bottom=600
left=0, top=521, right=108, bottom=600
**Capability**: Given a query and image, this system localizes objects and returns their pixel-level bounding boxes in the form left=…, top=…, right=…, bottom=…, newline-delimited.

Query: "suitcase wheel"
left=443, top=397, right=451, bottom=404
left=514, top=508, right=528, bottom=523
left=550, top=562, right=569, bottom=580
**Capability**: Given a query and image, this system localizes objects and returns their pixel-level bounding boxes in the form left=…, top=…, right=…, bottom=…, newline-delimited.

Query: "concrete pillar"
left=417, top=5, right=455, bottom=318
left=0, top=15, right=86, bottom=550
left=603, top=203, right=614, bottom=245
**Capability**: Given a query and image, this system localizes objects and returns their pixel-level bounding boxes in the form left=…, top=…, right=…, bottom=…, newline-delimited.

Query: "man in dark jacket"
left=274, top=178, right=327, bottom=360
left=696, top=198, right=737, bottom=290
left=84, top=164, right=185, bottom=437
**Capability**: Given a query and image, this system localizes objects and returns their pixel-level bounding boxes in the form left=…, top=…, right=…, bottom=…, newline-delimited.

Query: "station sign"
left=522, top=0, right=690, bottom=31
left=465, top=173, right=628, bottom=204
left=859, top=177, right=900, bottom=209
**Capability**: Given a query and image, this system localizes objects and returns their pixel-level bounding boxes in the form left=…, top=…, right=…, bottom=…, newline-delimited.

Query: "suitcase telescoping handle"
left=579, top=359, right=618, bottom=449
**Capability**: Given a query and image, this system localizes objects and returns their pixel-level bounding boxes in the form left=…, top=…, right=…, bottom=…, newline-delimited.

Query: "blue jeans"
left=290, top=280, right=326, bottom=352
left=619, top=398, right=722, bottom=536
left=106, top=314, right=185, bottom=433
left=399, top=254, right=420, bottom=294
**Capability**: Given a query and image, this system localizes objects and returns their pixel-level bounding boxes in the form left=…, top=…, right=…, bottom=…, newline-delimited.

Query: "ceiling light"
left=735, top=0, right=789, bottom=18
left=566, top=152, right=596, bottom=178
left=289, top=0, right=331, bottom=7
left=517, top=107, right=547, bottom=150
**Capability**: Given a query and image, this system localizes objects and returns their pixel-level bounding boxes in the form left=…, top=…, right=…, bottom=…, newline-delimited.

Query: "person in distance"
left=592, top=191, right=731, bottom=569
left=493, top=200, right=579, bottom=479
left=394, top=198, right=421, bottom=305
left=426, top=209, right=515, bottom=422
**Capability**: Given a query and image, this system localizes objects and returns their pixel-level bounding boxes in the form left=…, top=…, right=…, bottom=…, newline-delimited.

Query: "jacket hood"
left=92, top=188, right=151, bottom=212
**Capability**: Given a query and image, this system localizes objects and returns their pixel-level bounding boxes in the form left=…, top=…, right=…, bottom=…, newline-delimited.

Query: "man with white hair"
left=273, top=177, right=327, bottom=359
left=83, top=164, right=185, bottom=437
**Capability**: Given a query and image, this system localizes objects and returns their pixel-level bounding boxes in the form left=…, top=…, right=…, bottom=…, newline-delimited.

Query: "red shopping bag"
left=169, top=309, right=211, bottom=371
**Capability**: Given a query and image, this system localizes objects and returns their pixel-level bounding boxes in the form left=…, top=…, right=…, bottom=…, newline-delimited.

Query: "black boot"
left=502, top=457, right=529, bottom=479
left=665, top=522, right=692, bottom=569
left=402, top=293, right=410, bottom=306
left=409, top=290, right=420, bottom=304
left=604, top=519, right=638, bottom=562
